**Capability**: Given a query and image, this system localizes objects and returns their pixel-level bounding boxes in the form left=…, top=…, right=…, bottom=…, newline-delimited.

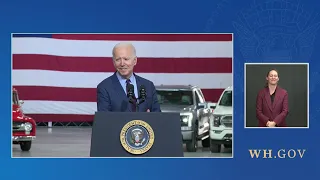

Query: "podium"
left=90, top=112, right=184, bottom=157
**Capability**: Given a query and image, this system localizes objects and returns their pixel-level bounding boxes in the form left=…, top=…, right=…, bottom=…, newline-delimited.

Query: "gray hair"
left=112, top=42, right=137, bottom=59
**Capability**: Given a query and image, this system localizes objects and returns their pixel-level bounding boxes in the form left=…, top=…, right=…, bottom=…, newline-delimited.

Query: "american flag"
left=12, top=34, right=233, bottom=123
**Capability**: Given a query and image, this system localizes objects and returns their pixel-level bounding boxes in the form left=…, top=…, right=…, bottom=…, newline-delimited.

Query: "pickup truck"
left=12, top=88, right=36, bottom=151
left=156, top=85, right=214, bottom=152
left=209, top=86, right=232, bottom=153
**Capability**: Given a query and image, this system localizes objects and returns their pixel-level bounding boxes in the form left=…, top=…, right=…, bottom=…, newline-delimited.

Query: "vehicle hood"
left=160, top=104, right=194, bottom=113
left=213, top=105, right=232, bottom=116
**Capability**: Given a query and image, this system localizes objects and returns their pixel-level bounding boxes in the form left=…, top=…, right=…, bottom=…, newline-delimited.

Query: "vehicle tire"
left=186, top=138, right=197, bottom=152
left=201, top=138, right=210, bottom=148
left=20, top=141, right=32, bottom=151
left=210, top=141, right=221, bottom=153
left=186, top=125, right=198, bottom=152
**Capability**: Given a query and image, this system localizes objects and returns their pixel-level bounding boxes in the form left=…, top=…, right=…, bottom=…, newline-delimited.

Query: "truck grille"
left=221, top=116, right=232, bottom=128
left=12, top=122, right=25, bottom=132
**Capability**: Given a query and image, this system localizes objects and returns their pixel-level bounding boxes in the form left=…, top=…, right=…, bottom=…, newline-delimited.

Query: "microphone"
left=126, top=83, right=135, bottom=104
left=138, top=85, right=147, bottom=105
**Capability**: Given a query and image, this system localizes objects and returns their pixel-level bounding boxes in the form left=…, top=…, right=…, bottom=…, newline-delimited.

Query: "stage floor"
left=12, top=127, right=232, bottom=158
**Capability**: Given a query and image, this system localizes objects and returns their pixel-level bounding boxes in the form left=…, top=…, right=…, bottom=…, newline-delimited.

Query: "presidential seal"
left=120, top=120, right=154, bottom=155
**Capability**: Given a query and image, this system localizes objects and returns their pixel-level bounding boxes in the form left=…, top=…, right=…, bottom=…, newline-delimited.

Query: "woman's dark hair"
left=264, top=69, right=279, bottom=87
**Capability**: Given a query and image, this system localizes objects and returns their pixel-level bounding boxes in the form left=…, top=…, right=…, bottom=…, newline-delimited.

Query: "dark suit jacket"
left=255, top=86, right=289, bottom=127
left=96, top=72, right=161, bottom=112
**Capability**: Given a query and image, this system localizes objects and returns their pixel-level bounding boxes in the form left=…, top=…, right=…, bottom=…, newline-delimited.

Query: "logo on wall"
left=120, top=120, right=154, bottom=155
left=233, top=0, right=320, bottom=62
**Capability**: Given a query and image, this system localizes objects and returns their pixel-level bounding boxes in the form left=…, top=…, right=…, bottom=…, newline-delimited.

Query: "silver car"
left=156, top=85, right=214, bottom=152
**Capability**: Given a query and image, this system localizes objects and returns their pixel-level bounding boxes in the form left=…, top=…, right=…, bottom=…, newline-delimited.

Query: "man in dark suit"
left=96, top=42, right=161, bottom=112
left=256, top=69, right=289, bottom=127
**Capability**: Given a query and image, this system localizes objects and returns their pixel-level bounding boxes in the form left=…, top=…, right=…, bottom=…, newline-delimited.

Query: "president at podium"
left=96, top=42, right=161, bottom=113
left=91, top=42, right=183, bottom=157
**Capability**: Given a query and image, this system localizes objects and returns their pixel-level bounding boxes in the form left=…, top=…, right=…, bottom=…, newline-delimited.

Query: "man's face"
left=112, top=46, right=137, bottom=78
left=266, top=70, right=279, bottom=85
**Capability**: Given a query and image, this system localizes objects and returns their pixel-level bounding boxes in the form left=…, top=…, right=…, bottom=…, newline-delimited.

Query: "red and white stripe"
left=12, top=34, right=233, bottom=122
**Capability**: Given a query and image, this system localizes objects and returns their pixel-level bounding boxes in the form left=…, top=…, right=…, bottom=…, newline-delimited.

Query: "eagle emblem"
left=130, top=128, right=146, bottom=146
left=120, top=120, right=155, bottom=155
left=232, top=0, right=320, bottom=62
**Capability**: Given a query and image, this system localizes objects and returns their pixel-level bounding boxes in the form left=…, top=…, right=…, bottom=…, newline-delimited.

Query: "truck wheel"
left=201, top=138, right=210, bottom=148
left=20, top=141, right=32, bottom=151
left=210, top=141, right=221, bottom=153
left=186, top=131, right=197, bottom=152
left=186, top=140, right=197, bottom=152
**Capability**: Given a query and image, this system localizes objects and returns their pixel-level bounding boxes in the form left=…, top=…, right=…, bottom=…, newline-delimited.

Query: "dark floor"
left=12, top=127, right=232, bottom=158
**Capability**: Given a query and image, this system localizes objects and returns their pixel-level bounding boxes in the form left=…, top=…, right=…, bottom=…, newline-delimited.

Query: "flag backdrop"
left=12, top=34, right=233, bottom=122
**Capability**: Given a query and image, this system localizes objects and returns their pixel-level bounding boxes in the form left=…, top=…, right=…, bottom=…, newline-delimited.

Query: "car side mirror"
left=197, top=103, right=206, bottom=109
left=196, top=109, right=201, bottom=119
left=196, top=103, right=206, bottom=118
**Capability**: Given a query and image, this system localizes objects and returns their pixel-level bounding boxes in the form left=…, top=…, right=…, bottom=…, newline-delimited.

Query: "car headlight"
left=212, top=115, right=221, bottom=127
left=22, top=122, right=32, bottom=132
left=181, top=116, right=189, bottom=123
left=180, top=113, right=193, bottom=126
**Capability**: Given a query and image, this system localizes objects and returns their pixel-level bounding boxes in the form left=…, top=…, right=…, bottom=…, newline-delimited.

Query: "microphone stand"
left=128, top=97, right=137, bottom=112
left=136, top=97, right=145, bottom=112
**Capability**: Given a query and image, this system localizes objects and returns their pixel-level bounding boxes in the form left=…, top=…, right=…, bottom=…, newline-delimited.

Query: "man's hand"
left=269, top=121, right=276, bottom=127
left=267, top=121, right=276, bottom=127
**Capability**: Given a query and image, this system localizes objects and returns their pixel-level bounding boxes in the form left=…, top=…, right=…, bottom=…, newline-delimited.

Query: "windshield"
left=156, top=90, right=193, bottom=105
left=219, top=90, right=232, bottom=106
left=13, top=92, right=19, bottom=105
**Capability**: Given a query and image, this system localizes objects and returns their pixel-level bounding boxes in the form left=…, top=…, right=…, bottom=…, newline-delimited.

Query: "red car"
left=12, top=88, right=36, bottom=151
